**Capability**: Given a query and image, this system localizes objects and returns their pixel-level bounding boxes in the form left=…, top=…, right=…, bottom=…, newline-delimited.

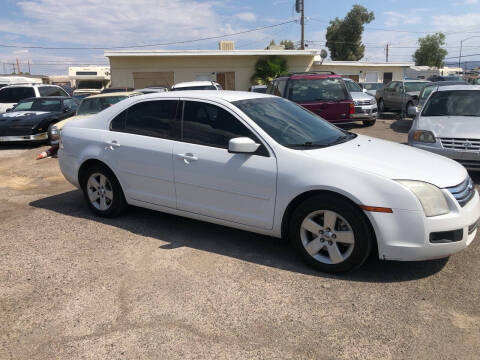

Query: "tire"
left=378, top=99, right=385, bottom=113
left=80, top=163, right=127, bottom=218
left=362, top=119, right=376, bottom=127
left=47, top=123, right=54, bottom=144
left=288, top=194, right=373, bottom=273
left=405, top=102, right=413, bottom=118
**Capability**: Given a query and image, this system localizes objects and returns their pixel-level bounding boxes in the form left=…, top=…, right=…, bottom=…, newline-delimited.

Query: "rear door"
left=103, top=99, right=180, bottom=208
left=173, top=100, right=277, bottom=229
left=382, top=82, right=397, bottom=108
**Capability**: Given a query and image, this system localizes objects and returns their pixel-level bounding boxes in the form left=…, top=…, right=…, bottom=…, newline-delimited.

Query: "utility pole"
left=296, top=0, right=305, bottom=50
left=16, top=57, right=21, bottom=74
left=385, top=43, right=389, bottom=62
left=28, top=59, right=31, bottom=74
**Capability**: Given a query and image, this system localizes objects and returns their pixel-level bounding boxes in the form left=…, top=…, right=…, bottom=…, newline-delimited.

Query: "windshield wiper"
left=284, top=141, right=328, bottom=149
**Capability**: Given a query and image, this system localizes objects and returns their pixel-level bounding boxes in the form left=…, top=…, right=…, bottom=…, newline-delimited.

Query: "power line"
left=0, top=20, right=297, bottom=50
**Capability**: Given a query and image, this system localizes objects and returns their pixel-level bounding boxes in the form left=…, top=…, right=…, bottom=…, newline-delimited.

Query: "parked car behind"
left=427, top=75, right=465, bottom=82
left=267, top=72, right=355, bottom=124
left=249, top=85, right=267, bottom=93
left=136, top=86, right=169, bottom=94
left=170, top=81, right=222, bottom=91
left=59, top=90, right=479, bottom=273
left=101, top=87, right=135, bottom=94
left=408, top=85, right=480, bottom=170
left=0, top=96, right=78, bottom=143
left=0, top=84, right=69, bottom=114
left=376, top=80, right=430, bottom=114
left=49, top=91, right=140, bottom=145
left=343, top=78, right=377, bottom=126
left=359, top=82, right=384, bottom=97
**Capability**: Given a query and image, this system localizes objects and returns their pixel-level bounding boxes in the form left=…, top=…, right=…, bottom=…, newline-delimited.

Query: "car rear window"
left=0, top=87, right=35, bottom=103
left=289, top=78, right=349, bottom=102
left=38, top=86, right=68, bottom=97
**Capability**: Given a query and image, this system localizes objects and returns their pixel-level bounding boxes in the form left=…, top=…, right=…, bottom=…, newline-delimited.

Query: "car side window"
left=266, top=81, right=276, bottom=95
left=39, top=86, right=68, bottom=97
left=181, top=101, right=268, bottom=156
left=386, top=82, right=397, bottom=91
left=276, top=79, right=287, bottom=97
left=0, top=87, right=35, bottom=103
left=63, top=98, right=78, bottom=111
left=110, top=100, right=180, bottom=140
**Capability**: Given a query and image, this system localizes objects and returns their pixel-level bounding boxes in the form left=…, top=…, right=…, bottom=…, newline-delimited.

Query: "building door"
left=343, top=75, right=359, bottom=82
left=133, top=72, right=174, bottom=88
left=365, top=72, right=379, bottom=83
left=383, top=72, right=393, bottom=84
left=216, top=72, right=235, bottom=90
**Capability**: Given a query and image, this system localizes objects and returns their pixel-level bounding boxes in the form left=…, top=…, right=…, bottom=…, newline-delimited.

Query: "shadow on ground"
left=390, top=118, right=412, bottom=134
left=0, top=143, right=43, bottom=150
left=30, top=190, right=448, bottom=283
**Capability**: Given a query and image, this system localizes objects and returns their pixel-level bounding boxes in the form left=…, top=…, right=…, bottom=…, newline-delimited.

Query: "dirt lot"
left=1, top=118, right=479, bottom=359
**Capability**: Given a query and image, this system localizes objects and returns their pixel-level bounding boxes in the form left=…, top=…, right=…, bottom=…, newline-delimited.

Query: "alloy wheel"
left=300, top=210, right=355, bottom=265
left=87, top=172, right=114, bottom=211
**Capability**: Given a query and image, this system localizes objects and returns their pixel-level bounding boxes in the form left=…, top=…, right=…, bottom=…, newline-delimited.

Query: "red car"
left=266, top=72, right=354, bottom=123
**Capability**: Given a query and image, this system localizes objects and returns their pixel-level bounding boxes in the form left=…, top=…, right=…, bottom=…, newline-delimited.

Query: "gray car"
left=408, top=84, right=480, bottom=170
left=376, top=80, right=430, bottom=115
left=344, top=78, right=377, bottom=126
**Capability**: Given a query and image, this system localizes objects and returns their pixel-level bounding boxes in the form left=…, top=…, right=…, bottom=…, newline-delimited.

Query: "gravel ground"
left=1, top=118, right=479, bottom=360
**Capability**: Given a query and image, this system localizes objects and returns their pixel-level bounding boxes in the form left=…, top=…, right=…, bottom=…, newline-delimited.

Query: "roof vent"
left=219, top=41, right=235, bottom=51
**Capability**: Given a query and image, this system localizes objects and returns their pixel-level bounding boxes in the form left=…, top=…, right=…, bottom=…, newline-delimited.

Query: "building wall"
left=312, top=64, right=406, bottom=83
left=109, top=55, right=315, bottom=90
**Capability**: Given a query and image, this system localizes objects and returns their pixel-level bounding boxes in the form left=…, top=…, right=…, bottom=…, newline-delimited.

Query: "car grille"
left=440, top=137, right=480, bottom=151
left=355, top=99, right=375, bottom=106
left=446, top=176, right=475, bottom=207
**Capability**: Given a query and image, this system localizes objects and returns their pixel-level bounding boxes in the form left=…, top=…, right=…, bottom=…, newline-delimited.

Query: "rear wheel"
left=378, top=99, right=385, bottom=113
left=81, top=163, right=127, bottom=218
left=288, top=194, right=373, bottom=273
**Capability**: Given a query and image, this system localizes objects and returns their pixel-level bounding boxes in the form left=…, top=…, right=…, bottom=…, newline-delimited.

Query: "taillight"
left=349, top=102, right=355, bottom=116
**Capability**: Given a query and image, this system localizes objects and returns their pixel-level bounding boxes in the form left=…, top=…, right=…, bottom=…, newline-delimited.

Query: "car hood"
left=302, top=134, right=466, bottom=188
left=350, top=92, right=374, bottom=101
left=55, top=114, right=89, bottom=130
left=418, top=116, right=480, bottom=138
left=0, top=111, right=58, bottom=126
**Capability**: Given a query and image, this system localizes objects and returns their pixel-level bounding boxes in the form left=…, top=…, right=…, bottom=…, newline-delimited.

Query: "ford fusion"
left=0, top=96, right=78, bottom=142
left=58, top=91, right=479, bottom=273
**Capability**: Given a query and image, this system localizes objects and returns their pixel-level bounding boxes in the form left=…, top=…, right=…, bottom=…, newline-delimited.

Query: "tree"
left=325, top=5, right=374, bottom=61
left=413, top=33, right=448, bottom=68
left=251, top=56, right=288, bottom=85
left=264, top=39, right=276, bottom=50
left=280, top=40, right=296, bottom=50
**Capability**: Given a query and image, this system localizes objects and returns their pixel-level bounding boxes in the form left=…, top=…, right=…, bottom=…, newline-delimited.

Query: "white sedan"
left=58, top=91, right=480, bottom=273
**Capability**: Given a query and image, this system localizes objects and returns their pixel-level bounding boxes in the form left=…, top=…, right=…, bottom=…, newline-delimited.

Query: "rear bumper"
left=0, top=132, right=48, bottom=142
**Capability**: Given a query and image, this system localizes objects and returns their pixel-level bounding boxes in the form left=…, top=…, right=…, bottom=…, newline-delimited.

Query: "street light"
left=459, top=36, right=480, bottom=72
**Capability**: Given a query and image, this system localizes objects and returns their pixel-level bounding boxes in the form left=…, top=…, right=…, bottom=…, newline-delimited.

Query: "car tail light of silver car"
left=412, top=130, right=436, bottom=143
left=446, top=176, right=475, bottom=207
left=396, top=180, right=449, bottom=217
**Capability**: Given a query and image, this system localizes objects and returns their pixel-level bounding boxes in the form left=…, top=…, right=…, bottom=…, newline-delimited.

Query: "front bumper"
left=0, top=132, right=48, bottom=142
left=351, top=104, right=378, bottom=120
left=409, top=142, right=480, bottom=170
left=366, top=188, right=480, bottom=261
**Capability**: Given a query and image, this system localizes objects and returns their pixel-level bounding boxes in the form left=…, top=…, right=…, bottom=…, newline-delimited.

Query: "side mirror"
left=362, top=88, right=367, bottom=93
left=228, top=137, right=260, bottom=154
left=407, top=106, right=418, bottom=117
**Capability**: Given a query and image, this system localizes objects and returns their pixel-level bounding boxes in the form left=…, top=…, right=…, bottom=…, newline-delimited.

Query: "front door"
left=173, top=100, right=277, bottom=229
left=103, top=99, right=180, bottom=208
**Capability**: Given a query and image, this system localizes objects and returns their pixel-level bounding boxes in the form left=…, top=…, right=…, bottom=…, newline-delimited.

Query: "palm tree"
left=251, top=56, right=288, bottom=85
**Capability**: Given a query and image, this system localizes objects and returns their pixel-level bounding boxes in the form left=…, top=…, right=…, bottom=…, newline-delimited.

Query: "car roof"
left=283, top=73, right=341, bottom=80
left=18, top=96, right=71, bottom=101
left=401, top=80, right=431, bottom=83
left=83, top=91, right=140, bottom=99
left=1, top=83, right=63, bottom=89
left=134, top=90, right=274, bottom=102
left=424, top=81, right=467, bottom=87
left=172, top=81, right=216, bottom=88
left=435, top=85, right=480, bottom=92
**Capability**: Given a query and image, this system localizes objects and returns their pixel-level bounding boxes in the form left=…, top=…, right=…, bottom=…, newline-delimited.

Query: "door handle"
left=105, top=140, right=120, bottom=150
left=177, top=153, right=198, bottom=164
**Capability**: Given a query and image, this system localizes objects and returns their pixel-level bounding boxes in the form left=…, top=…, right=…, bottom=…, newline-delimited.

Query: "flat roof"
left=105, top=49, right=320, bottom=57
left=316, top=60, right=413, bottom=67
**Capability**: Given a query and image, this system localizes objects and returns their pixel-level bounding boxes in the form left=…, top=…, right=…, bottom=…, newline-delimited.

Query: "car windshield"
left=232, top=97, right=355, bottom=149
left=290, top=78, right=349, bottom=102
left=77, top=80, right=104, bottom=89
left=76, top=96, right=127, bottom=115
left=443, top=76, right=464, bottom=81
left=363, top=83, right=383, bottom=90
left=404, top=82, right=429, bottom=92
left=422, top=90, right=480, bottom=117
left=419, top=85, right=435, bottom=104
left=171, top=85, right=217, bottom=91
left=13, top=98, right=62, bottom=112
left=345, top=80, right=363, bottom=92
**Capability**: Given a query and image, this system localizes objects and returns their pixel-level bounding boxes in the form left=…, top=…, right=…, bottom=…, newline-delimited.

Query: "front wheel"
left=288, top=195, right=373, bottom=273
left=363, top=119, right=376, bottom=127
left=378, top=99, right=385, bottom=113
left=81, top=163, right=127, bottom=218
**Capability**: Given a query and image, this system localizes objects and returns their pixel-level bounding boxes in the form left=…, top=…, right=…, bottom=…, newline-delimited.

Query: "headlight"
left=412, top=130, right=435, bottom=143
left=50, top=125, right=60, bottom=140
left=370, top=99, right=376, bottom=105
left=397, top=180, right=449, bottom=217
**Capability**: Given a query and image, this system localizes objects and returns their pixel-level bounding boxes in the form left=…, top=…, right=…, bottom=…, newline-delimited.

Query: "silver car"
left=408, top=85, right=480, bottom=170
left=344, top=78, right=377, bottom=126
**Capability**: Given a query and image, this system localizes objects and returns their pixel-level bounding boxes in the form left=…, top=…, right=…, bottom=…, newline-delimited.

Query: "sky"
left=1, top=0, right=480, bottom=75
